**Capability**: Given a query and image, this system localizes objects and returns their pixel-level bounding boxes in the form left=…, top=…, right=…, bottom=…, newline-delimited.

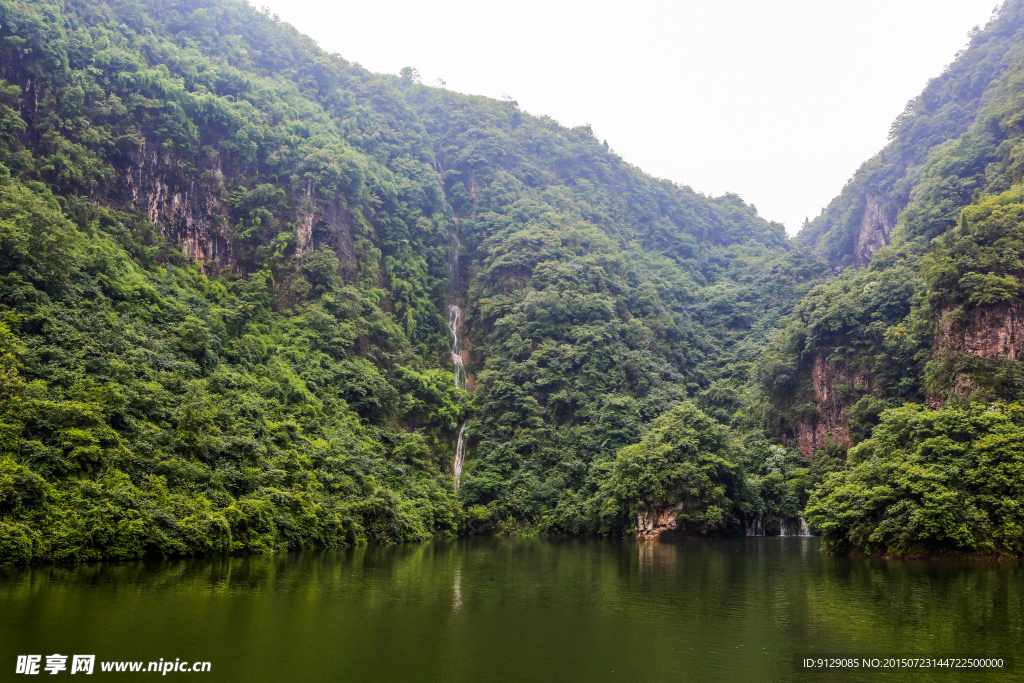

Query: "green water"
left=1, top=537, right=1021, bottom=681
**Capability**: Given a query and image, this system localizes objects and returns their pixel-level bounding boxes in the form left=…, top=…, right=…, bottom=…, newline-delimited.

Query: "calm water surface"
left=1, top=537, right=1021, bottom=682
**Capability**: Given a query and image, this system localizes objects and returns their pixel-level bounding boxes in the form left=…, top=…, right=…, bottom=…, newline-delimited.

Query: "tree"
left=806, top=402, right=1024, bottom=557
left=599, top=403, right=745, bottom=536
left=399, top=66, right=420, bottom=86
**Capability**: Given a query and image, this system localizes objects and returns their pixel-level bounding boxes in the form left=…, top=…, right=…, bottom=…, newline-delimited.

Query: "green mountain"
left=796, top=3, right=1024, bottom=269
left=0, top=0, right=828, bottom=563
left=763, top=1, right=1024, bottom=556
left=4, top=0, right=1024, bottom=564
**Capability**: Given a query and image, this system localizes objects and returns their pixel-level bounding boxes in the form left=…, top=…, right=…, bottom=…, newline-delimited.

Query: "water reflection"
left=0, top=538, right=1020, bottom=682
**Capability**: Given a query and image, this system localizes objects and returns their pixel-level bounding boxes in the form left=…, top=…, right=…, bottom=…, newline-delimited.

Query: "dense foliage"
left=807, top=402, right=1024, bottom=556
left=596, top=403, right=745, bottom=536
left=399, top=85, right=829, bottom=535
left=0, top=0, right=831, bottom=563
left=754, top=0, right=1024, bottom=556
left=760, top=1, right=1024, bottom=426
left=0, top=175, right=466, bottom=564
left=5, top=0, right=1024, bottom=563
left=924, top=193, right=1024, bottom=315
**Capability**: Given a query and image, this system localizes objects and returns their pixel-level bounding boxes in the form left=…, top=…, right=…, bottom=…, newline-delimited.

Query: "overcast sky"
left=256, top=0, right=999, bottom=234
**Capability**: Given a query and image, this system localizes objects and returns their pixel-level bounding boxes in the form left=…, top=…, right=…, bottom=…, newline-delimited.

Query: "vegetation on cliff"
left=0, top=0, right=828, bottom=562
left=4, top=0, right=1024, bottom=563
left=795, top=1, right=1024, bottom=268
left=0, top=174, right=467, bottom=564
left=807, top=402, right=1024, bottom=557
left=756, top=0, right=1024, bottom=555
left=400, top=85, right=826, bottom=535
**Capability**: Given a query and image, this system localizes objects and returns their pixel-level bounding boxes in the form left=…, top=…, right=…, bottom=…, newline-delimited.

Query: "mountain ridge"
left=3, top=0, right=1024, bottom=562
left=0, top=0, right=822, bottom=562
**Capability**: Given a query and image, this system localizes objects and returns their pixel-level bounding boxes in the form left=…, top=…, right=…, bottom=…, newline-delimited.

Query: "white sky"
left=256, top=0, right=999, bottom=234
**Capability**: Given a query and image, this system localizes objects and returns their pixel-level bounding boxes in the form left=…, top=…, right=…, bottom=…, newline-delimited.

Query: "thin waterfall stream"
left=445, top=199, right=468, bottom=489
left=452, top=422, right=467, bottom=490
left=449, top=304, right=467, bottom=391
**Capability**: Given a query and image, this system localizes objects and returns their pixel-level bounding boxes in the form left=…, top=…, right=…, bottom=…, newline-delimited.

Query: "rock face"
left=636, top=503, right=684, bottom=540
left=789, top=353, right=873, bottom=459
left=297, top=197, right=359, bottom=280
left=854, top=195, right=896, bottom=267
left=786, top=302, right=1024, bottom=455
left=117, top=136, right=233, bottom=267
left=99, top=136, right=357, bottom=277
left=935, top=301, right=1024, bottom=361
left=930, top=301, right=1024, bottom=402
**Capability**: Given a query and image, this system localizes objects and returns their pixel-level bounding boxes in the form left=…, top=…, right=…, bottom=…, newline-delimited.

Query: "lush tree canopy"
left=4, top=0, right=1024, bottom=564
left=597, top=403, right=745, bottom=536
left=0, top=0, right=820, bottom=563
left=807, top=403, right=1024, bottom=557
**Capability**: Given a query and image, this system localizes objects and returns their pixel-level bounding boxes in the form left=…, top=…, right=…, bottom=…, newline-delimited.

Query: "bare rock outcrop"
left=930, top=300, right=1024, bottom=403
left=789, top=354, right=873, bottom=459
left=854, top=194, right=896, bottom=267
left=636, top=503, right=684, bottom=540
left=117, top=137, right=233, bottom=267
left=935, top=301, right=1024, bottom=360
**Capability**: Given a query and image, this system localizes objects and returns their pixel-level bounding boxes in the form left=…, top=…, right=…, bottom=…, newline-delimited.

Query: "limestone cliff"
left=935, top=301, right=1024, bottom=361
left=789, top=301, right=1024, bottom=453
left=788, top=354, right=873, bottom=459
left=929, top=300, right=1024, bottom=403
left=636, top=503, right=684, bottom=540
left=853, top=195, right=896, bottom=267
left=96, top=136, right=359, bottom=277
left=116, top=136, right=233, bottom=267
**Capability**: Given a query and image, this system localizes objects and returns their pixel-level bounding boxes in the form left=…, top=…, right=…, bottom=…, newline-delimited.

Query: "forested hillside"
left=763, top=0, right=1024, bottom=556
left=0, top=0, right=829, bottom=564
left=796, top=2, right=1024, bottom=269
left=401, top=86, right=830, bottom=534
left=5, top=0, right=1024, bottom=564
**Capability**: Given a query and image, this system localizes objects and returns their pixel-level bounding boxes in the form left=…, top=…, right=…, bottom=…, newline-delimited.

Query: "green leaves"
left=923, top=194, right=1024, bottom=312
left=598, top=403, right=744, bottom=536
left=0, top=172, right=462, bottom=564
left=806, top=402, right=1024, bottom=556
left=0, top=180, right=78, bottom=299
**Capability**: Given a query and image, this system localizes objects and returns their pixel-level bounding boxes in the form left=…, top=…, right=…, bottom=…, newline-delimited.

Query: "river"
left=1, top=538, right=1021, bottom=681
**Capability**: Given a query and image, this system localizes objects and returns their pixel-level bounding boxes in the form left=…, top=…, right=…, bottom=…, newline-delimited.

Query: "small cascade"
left=449, top=304, right=467, bottom=391
left=745, top=514, right=765, bottom=537
left=778, top=517, right=814, bottom=537
left=442, top=193, right=469, bottom=487
left=453, top=422, right=467, bottom=489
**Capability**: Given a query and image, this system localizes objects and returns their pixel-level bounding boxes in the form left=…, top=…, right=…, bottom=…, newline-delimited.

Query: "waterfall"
left=449, top=304, right=467, bottom=391
left=453, top=421, right=467, bottom=489
left=443, top=193, right=468, bottom=488
left=778, top=517, right=814, bottom=537
left=773, top=518, right=814, bottom=537
left=445, top=195, right=467, bottom=393
left=745, top=513, right=765, bottom=537
left=449, top=300, right=467, bottom=487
